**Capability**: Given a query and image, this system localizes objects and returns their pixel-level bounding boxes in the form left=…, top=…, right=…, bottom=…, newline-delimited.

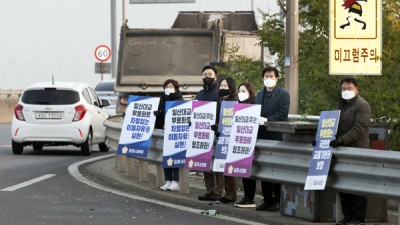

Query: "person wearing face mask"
left=195, top=65, right=225, bottom=201
left=215, top=77, right=237, bottom=130
left=331, top=77, right=371, bottom=225
left=237, top=83, right=256, bottom=104
left=214, top=77, right=238, bottom=204
left=155, top=79, right=184, bottom=191
left=218, top=77, right=237, bottom=101
left=235, top=67, right=290, bottom=211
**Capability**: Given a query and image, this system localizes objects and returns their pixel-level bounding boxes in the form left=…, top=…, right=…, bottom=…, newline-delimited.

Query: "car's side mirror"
left=101, top=99, right=111, bottom=107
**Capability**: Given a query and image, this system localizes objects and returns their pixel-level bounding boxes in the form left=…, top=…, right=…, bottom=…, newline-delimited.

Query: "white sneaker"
left=167, top=181, right=179, bottom=191
left=160, top=181, right=171, bottom=191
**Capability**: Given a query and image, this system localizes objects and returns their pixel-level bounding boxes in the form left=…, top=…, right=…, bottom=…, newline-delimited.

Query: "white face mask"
left=238, top=92, right=249, bottom=102
left=263, top=78, right=277, bottom=88
left=341, top=90, right=355, bottom=100
left=164, top=88, right=175, bottom=96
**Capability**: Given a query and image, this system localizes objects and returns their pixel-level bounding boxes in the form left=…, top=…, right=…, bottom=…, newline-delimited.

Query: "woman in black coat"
left=215, top=77, right=238, bottom=203
left=156, top=79, right=183, bottom=191
left=237, top=82, right=256, bottom=104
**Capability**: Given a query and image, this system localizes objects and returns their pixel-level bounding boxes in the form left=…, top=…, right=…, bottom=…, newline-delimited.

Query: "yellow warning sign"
left=329, top=0, right=382, bottom=75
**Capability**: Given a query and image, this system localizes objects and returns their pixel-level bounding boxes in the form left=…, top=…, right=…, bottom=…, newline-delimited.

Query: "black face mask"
left=218, top=89, right=230, bottom=97
left=203, top=77, right=215, bottom=86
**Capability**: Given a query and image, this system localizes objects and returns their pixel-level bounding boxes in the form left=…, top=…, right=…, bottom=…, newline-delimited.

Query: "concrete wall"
left=0, top=90, right=21, bottom=124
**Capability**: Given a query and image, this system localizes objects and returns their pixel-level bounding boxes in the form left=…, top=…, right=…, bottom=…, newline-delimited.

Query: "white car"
left=94, top=79, right=118, bottom=116
left=11, top=81, right=110, bottom=155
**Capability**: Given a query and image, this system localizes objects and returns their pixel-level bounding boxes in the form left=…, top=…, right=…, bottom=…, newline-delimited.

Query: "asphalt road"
left=0, top=124, right=245, bottom=225
left=2, top=123, right=398, bottom=225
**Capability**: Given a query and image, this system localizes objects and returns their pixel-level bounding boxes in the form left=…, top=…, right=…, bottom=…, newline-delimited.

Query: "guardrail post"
left=138, top=160, right=149, bottom=183
left=125, top=157, right=136, bottom=177
left=336, top=193, right=343, bottom=223
left=179, top=168, right=189, bottom=194
left=116, top=155, right=126, bottom=172
left=398, top=200, right=400, bottom=225
left=155, top=165, right=165, bottom=187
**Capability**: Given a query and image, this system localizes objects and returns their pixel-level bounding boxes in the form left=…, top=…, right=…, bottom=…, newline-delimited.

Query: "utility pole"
left=284, top=0, right=299, bottom=114
left=110, top=0, right=117, bottom=79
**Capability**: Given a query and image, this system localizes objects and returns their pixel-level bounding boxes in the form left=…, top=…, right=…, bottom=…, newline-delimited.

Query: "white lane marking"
left=68, top=155, right=268, bottom=225
left=1, top=174, right=56, bottom=191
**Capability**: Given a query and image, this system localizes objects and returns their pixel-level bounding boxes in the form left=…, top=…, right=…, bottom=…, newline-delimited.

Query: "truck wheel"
left=12, top=140, right=24, bottom=155
left=99, top=143, right=109, bottom=152
left=81, top=131, right=93, bottom=156
left=33, top=144, right=43, bottom=151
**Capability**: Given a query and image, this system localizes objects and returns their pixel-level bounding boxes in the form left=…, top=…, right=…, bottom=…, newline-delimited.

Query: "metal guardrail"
left=0, top=90, right=22, bottom=124
left=253, top=140, right=400, bottom=200
left=104, top=116, right=400, bottom=223
left=288, top=114, right=320, bottom=121
left=104, top=119, right=165, bottom=162
left=104, top=118, right=180, bottom=191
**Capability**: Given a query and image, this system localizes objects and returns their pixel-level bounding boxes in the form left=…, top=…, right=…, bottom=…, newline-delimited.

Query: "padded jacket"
left=337, top=94, right=371, bottom=148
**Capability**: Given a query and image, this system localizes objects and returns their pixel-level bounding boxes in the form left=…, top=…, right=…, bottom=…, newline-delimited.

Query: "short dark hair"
left=340, top=77, right=358, bottom=87
left=219, top=77, right=236, bottom=97
left=262, top=66, right=279, bottom=78
left=238, top=82, right=256, bottom=100
left=163, top=79, right=180, bottom=91
left=202, top=65, right=218, bottom=76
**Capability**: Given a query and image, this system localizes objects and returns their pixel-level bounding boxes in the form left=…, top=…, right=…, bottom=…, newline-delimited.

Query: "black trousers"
left=242, top=178, right=280, bottom=204
left=339, top=192, right=367, bottom=221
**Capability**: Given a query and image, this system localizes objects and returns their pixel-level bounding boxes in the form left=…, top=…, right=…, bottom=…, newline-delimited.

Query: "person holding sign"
left=237, top=83, right=256, bottom=104
left=196, top=65, right=224, bottom=201
left=331, top=77, right=371, bottom=225
left=155, top=79, right=184, bottom=191
left=215, top=77, right=238, bottom=204
left=235, top=67, right=290, bottom=211
left=218, top=77, right=237, bottom=101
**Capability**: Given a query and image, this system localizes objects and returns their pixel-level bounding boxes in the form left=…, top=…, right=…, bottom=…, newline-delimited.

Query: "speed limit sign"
left=94, top=45, right=111, bottom=62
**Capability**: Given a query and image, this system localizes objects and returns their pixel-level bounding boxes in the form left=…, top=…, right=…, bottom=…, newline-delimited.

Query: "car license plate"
left=35, top=112, right=63, bottom=119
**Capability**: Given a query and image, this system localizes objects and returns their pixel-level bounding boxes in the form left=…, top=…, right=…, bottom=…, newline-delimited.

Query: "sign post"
left=94, top=45, right=111, bottom=80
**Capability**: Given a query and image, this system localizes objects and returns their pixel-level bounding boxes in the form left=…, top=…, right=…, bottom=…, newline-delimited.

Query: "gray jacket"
left=337, top=94, right=371, bottom=148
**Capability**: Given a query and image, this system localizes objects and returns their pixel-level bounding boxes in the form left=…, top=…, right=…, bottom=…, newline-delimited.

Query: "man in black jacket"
left=235, top=66, right=290, bottom=211
left=332, top=77, right=371, bottom=225
left=196, top=65, right=225, bottom=201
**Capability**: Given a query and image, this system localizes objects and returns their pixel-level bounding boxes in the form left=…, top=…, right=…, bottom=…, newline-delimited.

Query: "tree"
left=216, top=44, right=264, bottom=91
left=257, top=0, right=400, bottom=150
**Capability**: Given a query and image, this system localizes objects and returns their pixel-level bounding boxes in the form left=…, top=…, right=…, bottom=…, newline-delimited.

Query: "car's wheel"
left=12, top=140, right=24, bottom=155
left=33, top=144, right=43, bottom=151
left=99, top=143, right=109, bottom=152
left=81, top=130, right=93, bottom=156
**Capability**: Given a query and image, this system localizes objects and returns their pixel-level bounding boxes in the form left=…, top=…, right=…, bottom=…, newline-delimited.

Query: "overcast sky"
left=0, top=0, right=279, bottom=90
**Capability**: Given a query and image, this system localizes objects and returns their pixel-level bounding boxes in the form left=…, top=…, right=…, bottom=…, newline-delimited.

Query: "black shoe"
left=256, top=202, right=279, bottom=211
left=210, top=194, right=221, bottom=201
left=234, top=197, right=256, bottom=208
left=346, top=218, right=364, bottom=225
left=335, top=216, right=352, bottom=225
left=256, top=201, right=269, bottom=211
left=216, top=197, right=235, bottom=204
left=198, top=193, right=214, bottom=201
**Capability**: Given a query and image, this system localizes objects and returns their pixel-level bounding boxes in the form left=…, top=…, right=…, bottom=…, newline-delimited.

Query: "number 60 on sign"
left=94, top=45, right=111, bottom=62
